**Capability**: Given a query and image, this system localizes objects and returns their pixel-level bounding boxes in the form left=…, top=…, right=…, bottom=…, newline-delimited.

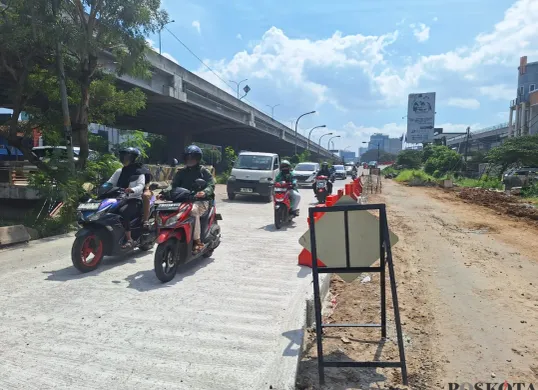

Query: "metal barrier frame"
left=308, top=203, right=408, bottom=385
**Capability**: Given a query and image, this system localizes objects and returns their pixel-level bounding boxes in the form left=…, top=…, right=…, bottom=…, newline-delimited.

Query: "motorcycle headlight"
left=163, top=214, right=180, bottom=227
left=87, top=205, right=111, bottom=221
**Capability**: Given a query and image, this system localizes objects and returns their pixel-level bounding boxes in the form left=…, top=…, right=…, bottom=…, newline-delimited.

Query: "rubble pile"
left=458, top=188, right=538, bottom=222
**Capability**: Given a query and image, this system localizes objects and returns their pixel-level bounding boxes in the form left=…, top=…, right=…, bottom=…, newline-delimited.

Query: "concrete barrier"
left=0, top=225, right=31, bottom=246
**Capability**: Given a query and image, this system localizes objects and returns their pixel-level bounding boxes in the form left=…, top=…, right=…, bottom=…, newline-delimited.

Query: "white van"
left=226, top=151, right=280, bottom=202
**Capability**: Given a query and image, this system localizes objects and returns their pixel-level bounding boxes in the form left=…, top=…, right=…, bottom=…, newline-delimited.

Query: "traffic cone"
left=298, top=248, right=326, bottom=267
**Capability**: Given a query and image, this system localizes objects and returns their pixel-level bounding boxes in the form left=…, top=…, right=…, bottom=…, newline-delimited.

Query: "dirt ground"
left=296, top=179, right=538, bottom=390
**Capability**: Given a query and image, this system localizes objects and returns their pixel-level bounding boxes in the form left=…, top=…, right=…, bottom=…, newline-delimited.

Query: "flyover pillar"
left=167, top=133, right=193, bottom=164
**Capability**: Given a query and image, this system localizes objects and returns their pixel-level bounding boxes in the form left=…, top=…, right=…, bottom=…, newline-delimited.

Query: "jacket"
left=107, top=164, right=145, bottom=199
left=316, top=168, right=331, bottom=177
left=275, top=171, right=297, bottom=188
left=170, top=165, right=215, bottom=199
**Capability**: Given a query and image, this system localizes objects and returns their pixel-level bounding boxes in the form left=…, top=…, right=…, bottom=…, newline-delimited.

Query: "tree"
left=360, top=149, right=396, bottom=164
left=423, top=145, right=462, bottom=177
left=61, top=0, right=168, bottom=168
left=486, top=135, right=538, bottom=175
left=113, top=130, right=151, bottom=159
left=396, top=149, right=422, bottom=169
left=0, top=0, right=57, bottom=171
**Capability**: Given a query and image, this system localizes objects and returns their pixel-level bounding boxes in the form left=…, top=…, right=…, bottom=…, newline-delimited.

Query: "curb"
left=0, top=225, right=31, bottom=246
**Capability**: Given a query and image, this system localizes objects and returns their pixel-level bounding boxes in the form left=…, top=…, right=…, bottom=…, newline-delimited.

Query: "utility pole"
left=52, top=0, right=75, bottom=173
left=463, top=126, right=471, bottom=172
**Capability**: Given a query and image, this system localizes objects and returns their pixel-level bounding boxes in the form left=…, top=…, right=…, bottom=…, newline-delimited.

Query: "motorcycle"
left=71, top=181, right=158, bottom=273
left=153, top=179, right=222, bottom=283
left=314, top=175, right=329, bottom=204
left=273, top=181, right=298, bottom=229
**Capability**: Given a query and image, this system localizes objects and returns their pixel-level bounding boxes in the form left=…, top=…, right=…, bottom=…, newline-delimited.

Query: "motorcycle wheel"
left=154, top=240, right=179, bottom=283
left=274, top=207, right=285, bottom=230
left=71, top=231, right=104, bottom=273
left=316, top=192, right=327, bottom=204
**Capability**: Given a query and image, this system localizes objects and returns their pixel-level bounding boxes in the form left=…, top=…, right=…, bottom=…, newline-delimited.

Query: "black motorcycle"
left=71, top=181, right=158, bottom=273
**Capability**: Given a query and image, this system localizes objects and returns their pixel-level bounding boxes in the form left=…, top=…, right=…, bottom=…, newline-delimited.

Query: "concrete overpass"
left=445, top=123, right=509, bottom=152
left=0, top=49, right=333, bottom=161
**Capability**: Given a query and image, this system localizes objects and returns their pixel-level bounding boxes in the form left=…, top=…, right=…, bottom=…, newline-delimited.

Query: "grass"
left=394, top=169, right=434, bottom=183
left=455, top=176, right=503, bottom=190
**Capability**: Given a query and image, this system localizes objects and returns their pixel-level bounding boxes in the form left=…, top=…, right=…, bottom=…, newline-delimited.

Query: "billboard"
left=406, top=92, right=436, bottom=143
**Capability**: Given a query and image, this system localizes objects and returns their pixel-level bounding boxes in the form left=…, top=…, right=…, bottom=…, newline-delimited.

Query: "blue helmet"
left=184, top=144, right=203, bottom=163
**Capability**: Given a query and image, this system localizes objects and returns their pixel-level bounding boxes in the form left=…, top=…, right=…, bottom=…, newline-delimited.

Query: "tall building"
left=358, top=147, right=368, bottom=157
left=509, top=56, right=538, bottom=136
left=387, top=138, right=402, bottom=155
left=369, top=133, right=389, bottom=150
left=339, top=150, right=356, bottom=163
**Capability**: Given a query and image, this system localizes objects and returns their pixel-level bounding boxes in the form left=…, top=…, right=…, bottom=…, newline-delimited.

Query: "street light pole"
left=319, top=132, right=333, bottom=151
left=159, top=20, right=175, bottom=55
left=328, top=135, right=341, bottom=150
left=294, top=111, right=316, bottom=155
left=266, top=104, right=280, bottom=118
left=230, top=79, right=248, bottom=99
left=307, top=125, right=326, bottom=150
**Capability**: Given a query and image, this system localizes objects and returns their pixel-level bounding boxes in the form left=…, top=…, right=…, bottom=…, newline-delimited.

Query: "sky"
left=4, top=0, right=537, bottom=155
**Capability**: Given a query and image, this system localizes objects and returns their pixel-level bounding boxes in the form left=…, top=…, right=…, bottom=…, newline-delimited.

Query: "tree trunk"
left=74, top=79, right=91, bottom=169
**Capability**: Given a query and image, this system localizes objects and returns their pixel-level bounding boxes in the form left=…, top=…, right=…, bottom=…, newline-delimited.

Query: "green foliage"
left=113, top=130, right=151, bottom=159
left=455, top=176, right=503, bottom=190
left=486, top=135, right=538, bottom=175
left=224, top=146, right=237, bottom=173
left=382, top=166, right=400, bottom=177
left=360, top=149, right=396, bottom=164
left=395, top=169, right=434, bottom=183
left=521, top=183, right=538, bottom=198
left=146, top=134, right=168, bottom=164
left=216, top=173, right=230, bottom=184
left=396, top=150, right=422, bottom=169
left=423, top=145, right=462, bottom=177
left=89, top=133, right=110, bottom=154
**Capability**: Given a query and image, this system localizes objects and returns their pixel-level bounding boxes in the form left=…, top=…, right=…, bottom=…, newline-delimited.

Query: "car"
left=344, top=163, right=357, bottom=176
left=32, top=146, right=99, bottom=162
left=502, top=167, right=538, bottom=190
left=333, top=164, right=347, bottom=180
left=292, top=162, right=319, bottom=187
left=226, top=151, right=279, bottom=202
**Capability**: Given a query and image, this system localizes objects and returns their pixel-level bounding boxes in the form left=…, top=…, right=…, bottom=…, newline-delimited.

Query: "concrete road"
left=0, top=181, right=348, bottom=390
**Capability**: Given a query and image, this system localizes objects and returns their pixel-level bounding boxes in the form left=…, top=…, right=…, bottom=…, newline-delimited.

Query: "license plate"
left=317, top=181, right=326, bottom=188
left=240, top=188, right=253, bottom=193
left=157, top=203, right=182, bottom=210
left=77, top=202, right=101, bottom=211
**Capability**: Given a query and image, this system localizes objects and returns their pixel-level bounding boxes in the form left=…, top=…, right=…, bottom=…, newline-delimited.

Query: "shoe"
left=192, top=240, right=204, bottom=254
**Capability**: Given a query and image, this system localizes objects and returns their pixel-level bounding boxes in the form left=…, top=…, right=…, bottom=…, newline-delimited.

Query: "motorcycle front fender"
left=156, top=229, right=184, bottom=244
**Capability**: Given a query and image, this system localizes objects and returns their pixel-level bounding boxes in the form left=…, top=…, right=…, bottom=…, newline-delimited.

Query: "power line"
left=163, top=26, right=261, bottom=112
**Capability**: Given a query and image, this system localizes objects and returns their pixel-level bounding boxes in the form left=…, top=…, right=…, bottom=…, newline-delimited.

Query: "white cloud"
left=448, top=98, right=481, bottom=109
left=410, top=23, right=430, bottom=42
left=236, top=33, right=243, bottom=40
left=196, top=27, right=399, bottom=107
left=145, top=38, right=179, bottom=64
left=192, top=20, right=201, bottom=34
left=479, top=84, right=514, bottom=100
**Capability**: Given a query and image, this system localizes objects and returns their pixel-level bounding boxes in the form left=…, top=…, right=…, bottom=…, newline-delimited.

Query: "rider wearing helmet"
left=168, top=145, right=215, bottom=253
left=313, top=161, right=333, bottom=194
left=106, top=147, right=146, bottom=248
left=275, top=160, right=301, bottom=216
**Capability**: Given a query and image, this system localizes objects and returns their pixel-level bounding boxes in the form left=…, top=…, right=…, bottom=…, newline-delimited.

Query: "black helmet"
left=119, top=147, right=141, bottom=164
left=184, top=144, right=203, bottom=164
left=321, top=161, right=329, bottom=169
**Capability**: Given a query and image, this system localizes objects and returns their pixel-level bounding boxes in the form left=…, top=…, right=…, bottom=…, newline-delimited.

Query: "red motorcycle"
left=153, top=179, right=222, bottom=283
left=315, top=175, right=329, bottom=204
left=273, top=181, right=297, bottom=229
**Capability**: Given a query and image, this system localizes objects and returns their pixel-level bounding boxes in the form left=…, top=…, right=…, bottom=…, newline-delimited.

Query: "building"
left=358, top=147, right=368, bottom=157
left=387, top=138, right=402, bottom=155
left=369, top=133, right=389, bottom=151
left=339, top=150, right=356, bottom=163
left=509, top=56, right=538, bottom=137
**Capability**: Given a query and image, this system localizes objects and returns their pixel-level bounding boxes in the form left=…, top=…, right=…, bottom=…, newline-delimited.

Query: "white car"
left=333, top=165, right=347, bottom=179
left=292, top=162, right=320, bottom=187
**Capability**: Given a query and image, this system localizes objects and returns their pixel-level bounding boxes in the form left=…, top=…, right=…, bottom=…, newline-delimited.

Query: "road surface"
left=0, top=179, right=351, bottom=390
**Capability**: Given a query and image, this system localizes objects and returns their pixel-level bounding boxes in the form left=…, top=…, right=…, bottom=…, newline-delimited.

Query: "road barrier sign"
left=306, top=202, right=408, bottom=386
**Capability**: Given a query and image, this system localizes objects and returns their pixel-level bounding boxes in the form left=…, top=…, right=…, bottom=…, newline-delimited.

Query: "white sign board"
left=407, top=92, right=436, bottom=143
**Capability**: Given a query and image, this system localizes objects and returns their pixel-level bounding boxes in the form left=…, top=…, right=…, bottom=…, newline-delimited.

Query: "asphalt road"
left=0, top=178, right=350, bottom=390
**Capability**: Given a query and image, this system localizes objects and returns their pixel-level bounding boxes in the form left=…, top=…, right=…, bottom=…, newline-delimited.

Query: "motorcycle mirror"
left=148, top=182, right=159, bottom=191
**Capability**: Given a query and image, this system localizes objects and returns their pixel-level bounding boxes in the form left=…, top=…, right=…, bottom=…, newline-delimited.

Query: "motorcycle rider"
left=106, top=147, right=146, bottom=249
left=313, top=161, right=333, bottom=195
left=275, top=160, right=301, bottom=216
left=167, top=145, right=215, bottom=254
